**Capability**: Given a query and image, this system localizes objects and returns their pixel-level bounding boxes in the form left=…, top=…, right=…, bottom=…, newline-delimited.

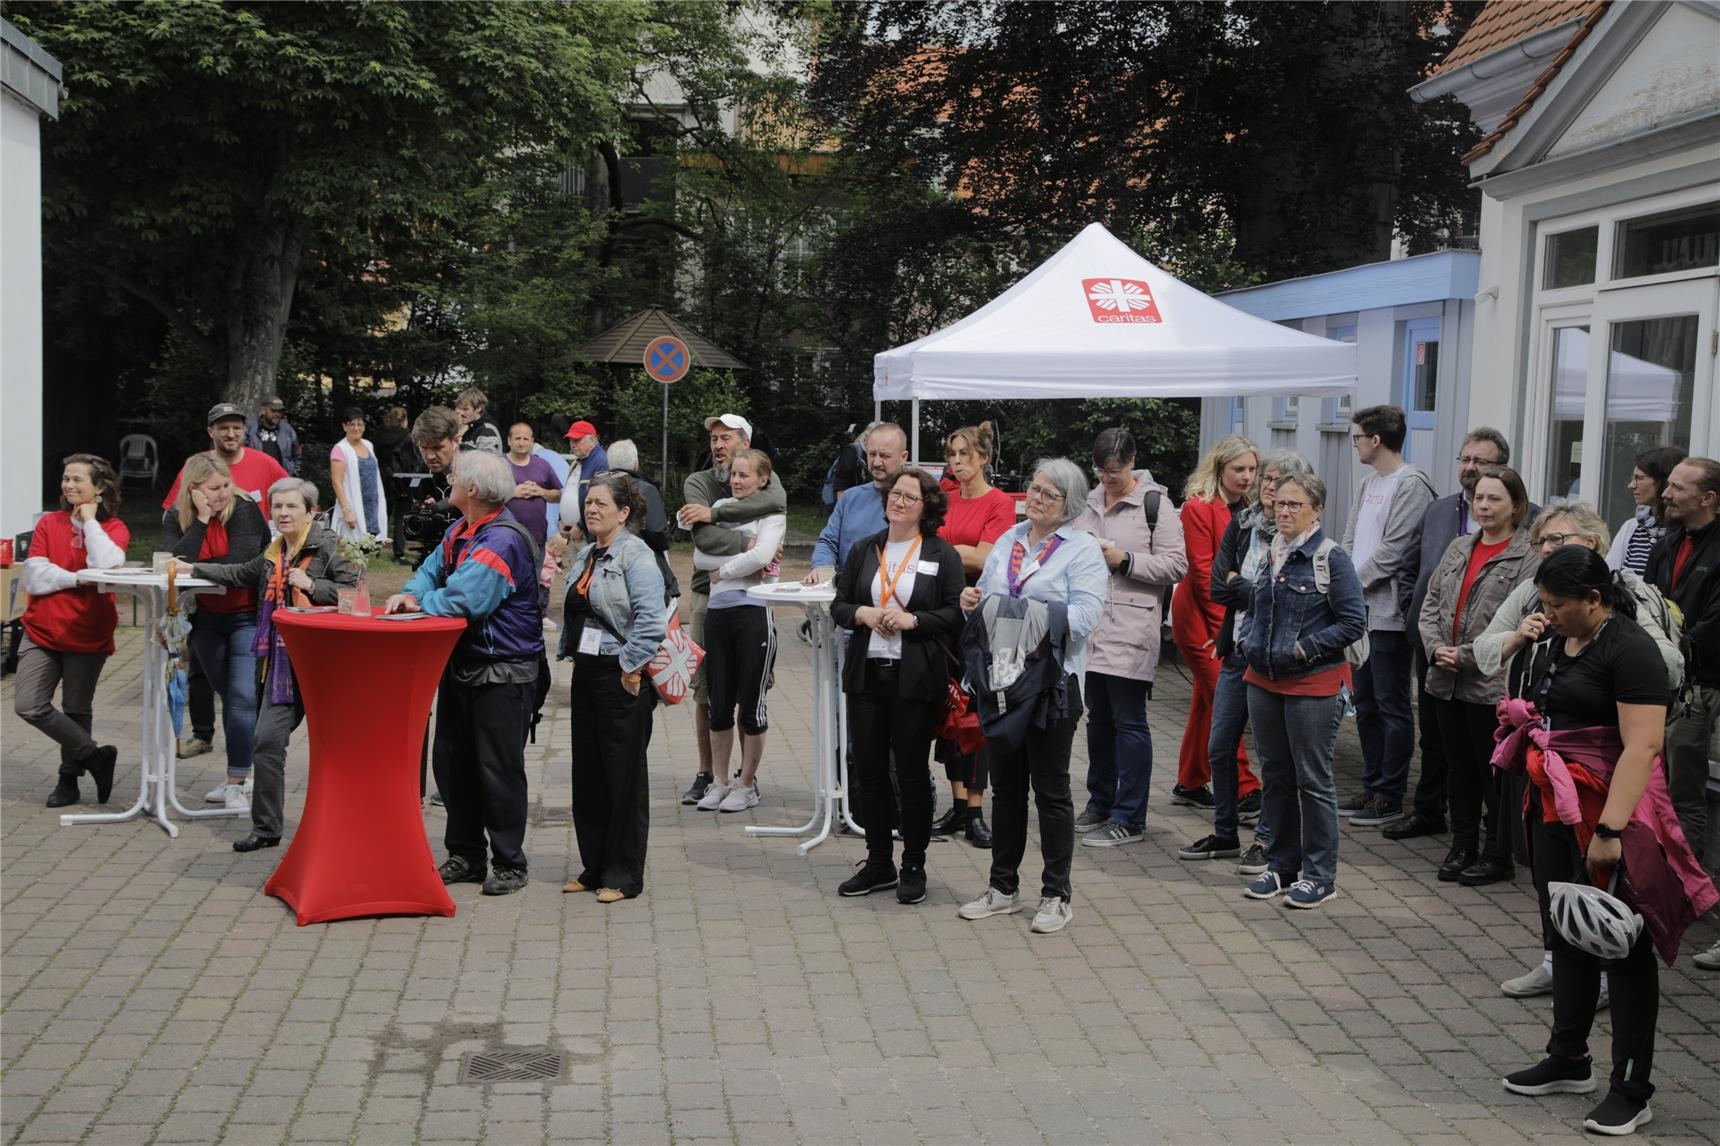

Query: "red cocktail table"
left=266, top=610, right=467, bottom=925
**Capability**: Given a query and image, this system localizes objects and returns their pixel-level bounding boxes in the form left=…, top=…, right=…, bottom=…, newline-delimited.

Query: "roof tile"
left=1435, top=0, right=1601, bottom=75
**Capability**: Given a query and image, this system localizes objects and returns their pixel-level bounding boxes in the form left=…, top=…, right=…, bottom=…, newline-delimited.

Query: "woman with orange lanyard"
left=1171, top=435, right=1260, bottom=809
left=17, top=454, right=130, bottom=809
left=163, top=454, right=269, bottom=810
left=832, top=468, right=966, bottom=904
left=932, top=421, right=1015, bottom=847
left=190, top=478, right=358, bottom=852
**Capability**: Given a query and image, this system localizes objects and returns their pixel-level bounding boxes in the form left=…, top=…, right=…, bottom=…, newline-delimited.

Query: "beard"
left=714, top=462, right=731, bottom=484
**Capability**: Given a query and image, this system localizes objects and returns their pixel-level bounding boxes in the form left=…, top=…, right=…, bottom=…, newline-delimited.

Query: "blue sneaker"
left=1243, top=871, right=1291, bottom=899
left=1285, top=878, right=1338, bottom=909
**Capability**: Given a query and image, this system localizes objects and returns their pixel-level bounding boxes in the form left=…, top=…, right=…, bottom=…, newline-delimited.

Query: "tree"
left=13, top=1, right=646, bottom=412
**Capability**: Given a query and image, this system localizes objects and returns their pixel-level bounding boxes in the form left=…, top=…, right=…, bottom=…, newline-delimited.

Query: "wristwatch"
left=1593, top=822, right=1623, bottom=840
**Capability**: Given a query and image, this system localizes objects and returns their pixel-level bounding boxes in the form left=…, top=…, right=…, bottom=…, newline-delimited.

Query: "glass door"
left=1581, top=278, right=1718, bottom=529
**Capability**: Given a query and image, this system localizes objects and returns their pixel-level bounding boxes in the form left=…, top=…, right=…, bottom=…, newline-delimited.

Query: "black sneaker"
left=1502, top=1055, right=1596, bottom=1096
left=1236, top=790, right=1262, bottom=824
left=482, top=867, right=528, bottom=896
left=1583, top=1090, right=1653, bottom=1136
left=897, top=866, right=927, bottom=905
left=85, top=745, right=119, bottom=804
left=1350, top=797, right=1402, bottom=828
left=1178, top=834, right=1242, bottom=861
left=438, top=855, right=486, bottom=885
left=838, top=861, right=898, bottom=897
left=681, top=772, right=714, bottom=805
left=1074, top=808, right=1110, bottom=832
left=1337, top=792, right=1369, bottom=817
left=1170, top=784, right=1215, bottom=809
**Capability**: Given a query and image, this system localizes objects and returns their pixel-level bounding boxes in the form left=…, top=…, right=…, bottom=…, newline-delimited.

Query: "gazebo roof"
left=575, top=307, right=747, bottom=370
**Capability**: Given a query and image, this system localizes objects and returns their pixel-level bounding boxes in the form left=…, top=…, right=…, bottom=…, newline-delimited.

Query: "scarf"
left=252, top=525, right=315, bottom=706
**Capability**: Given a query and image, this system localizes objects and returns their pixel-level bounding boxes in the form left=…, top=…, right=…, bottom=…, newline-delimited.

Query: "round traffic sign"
left=643, top=335, right=692, bottom=383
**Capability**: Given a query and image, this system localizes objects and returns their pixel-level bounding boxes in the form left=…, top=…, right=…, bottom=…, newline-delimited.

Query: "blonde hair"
left=731, top=447, right=773, bottom=486
left=1184, top=434, right=1260, bottom=504
left=174, top=454, right=238, bottom=532
left=1532, top=501, right=1610, bottom=550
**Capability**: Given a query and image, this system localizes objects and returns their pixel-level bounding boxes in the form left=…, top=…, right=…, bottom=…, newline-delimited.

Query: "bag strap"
left=481, top=517, right=541, bottom=587
left=1311, top=537, right=1335, bottom=595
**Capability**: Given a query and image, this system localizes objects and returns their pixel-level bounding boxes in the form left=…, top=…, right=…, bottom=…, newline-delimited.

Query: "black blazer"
left=830, top=529, right=965, bottom=699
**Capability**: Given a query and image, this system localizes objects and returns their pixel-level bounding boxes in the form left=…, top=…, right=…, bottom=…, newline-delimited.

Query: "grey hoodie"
left=1341, top=464, right=1437, bottom=633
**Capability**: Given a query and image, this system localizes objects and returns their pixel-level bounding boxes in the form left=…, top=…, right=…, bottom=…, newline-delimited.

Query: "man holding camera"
left=387, top=450, right=542, bottom=897
left=395, top=407, right=473, bottom=567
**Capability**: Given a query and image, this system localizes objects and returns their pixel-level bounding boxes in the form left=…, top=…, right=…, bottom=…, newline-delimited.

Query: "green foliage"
left=608, top=368, right=748, bottom=494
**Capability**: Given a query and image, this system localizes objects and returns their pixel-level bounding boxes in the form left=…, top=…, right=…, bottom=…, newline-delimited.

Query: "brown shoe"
left=596, top=888, right=626, bottom=903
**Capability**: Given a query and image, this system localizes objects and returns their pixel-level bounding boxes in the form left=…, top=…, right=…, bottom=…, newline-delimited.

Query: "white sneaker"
left=222, top=784, right=250, bottom=811
left=1030, top=896, right=1073, bottom=934
left=717, top=781, right=759, bottom=813
left=1694, top=938, right=1720, bottom=971
left=1502, top=959, right=1555, bottom=997
left=696, top=779, right=732, bottom=811
left=957, top=887, right=1023, bottom=920
left=205, top=781, right=236, bottom=805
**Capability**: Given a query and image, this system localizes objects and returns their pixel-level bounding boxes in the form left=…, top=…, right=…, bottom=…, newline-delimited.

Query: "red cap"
left=565, top=420, right=598, bottom=440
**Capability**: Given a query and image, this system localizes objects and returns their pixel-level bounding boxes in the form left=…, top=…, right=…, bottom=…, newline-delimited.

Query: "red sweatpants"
left=1174, top=643, right=1259, bottom=795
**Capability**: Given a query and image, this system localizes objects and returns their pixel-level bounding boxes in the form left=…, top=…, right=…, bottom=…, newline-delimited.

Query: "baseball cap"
left=261, top=396, right=286, bottom=410
left=207, top=403, right=246, bottom=426
left=703, top=413, right=753, bottom=440
left=564, top=419, right=598, bottom=440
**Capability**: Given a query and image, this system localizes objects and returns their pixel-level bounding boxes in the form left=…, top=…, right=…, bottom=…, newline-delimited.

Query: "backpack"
left=1142, top=489, right=1173, bottom=648
left=958, top=596, right=1075, bottom=750
left=481, top=517, right=553, bottom=742
left=1310, top=538, right=1371, bottom=670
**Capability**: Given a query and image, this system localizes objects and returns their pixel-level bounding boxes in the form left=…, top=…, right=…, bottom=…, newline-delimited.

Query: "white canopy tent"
left=873, top=223, right=1358, bottom=458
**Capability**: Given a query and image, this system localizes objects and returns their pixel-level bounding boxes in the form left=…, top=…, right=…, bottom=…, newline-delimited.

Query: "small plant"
left=338, top=534, right=384, bottom=572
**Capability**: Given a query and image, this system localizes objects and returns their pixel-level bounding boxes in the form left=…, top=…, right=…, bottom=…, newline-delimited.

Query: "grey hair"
left=1030, top=457, right=1089, bottom=524
left=1464, top=426, right=1511, bottom=465
left=451, top=449, right=516, bottom=507
left=1532, top=501, right=1610, bottom=550
left=606, top=439, right=639, bottom=472
left=1275, top=472, right=1327, bottom=511
left=268, top=477, right=319, bottom=510
left=1259, top=449, right=1313, bottom=484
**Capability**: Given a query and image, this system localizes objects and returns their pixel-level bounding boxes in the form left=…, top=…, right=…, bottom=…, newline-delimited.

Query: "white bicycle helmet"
left=1548, top=880, right=1644, bottom=961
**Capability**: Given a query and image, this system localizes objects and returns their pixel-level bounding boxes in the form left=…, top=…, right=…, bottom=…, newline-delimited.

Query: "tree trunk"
left=225, top=222, right=305, bottom=410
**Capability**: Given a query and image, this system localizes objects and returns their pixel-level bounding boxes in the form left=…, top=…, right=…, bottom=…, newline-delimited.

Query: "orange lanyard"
left=876, top=538, right=922, bottom=609
left=575, top=549, right=601, bottom=597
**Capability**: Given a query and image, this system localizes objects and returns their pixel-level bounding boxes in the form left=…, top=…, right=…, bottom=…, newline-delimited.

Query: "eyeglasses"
left=886, top=490, right=922, bottom=505
left=1276, top=500, right=1309, bottom=512
left=1534, top=532, right=1575, bottom=548
left=1456, top=454, right=1500, bottom=466
left=1350, top=433, right=1374, bottom=444
left=1024, top=484, right=1065, bottom=503
left=1094, top=466, right=1130, bottom=479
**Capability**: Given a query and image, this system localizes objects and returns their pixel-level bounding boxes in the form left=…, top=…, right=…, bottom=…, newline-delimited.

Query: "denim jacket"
left=558, top=529, right=668, bottom=674
left=1240, top=526, right=1368, bottom=681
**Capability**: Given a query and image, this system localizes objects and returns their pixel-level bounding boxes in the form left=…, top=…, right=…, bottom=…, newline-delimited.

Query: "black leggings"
left=848, top=662, right=939, bottom=869
left=1529, top=802, right=1658, bottom=1102
left=705, top=605, right=776, bottom=735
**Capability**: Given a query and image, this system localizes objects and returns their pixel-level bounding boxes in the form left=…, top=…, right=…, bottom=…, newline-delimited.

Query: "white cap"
left=703, top=413, right=753, bottom=440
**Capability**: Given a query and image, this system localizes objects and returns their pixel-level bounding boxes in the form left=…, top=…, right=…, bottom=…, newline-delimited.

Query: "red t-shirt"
left=1452, top=535, right=1511, bottom=643
left=192, top=517, right=258, bottom=614
left=1671, top=535, right=1695, bottom=591
left=1244, top=662, right=1351, bottom=697
left=21, top=511, right=133, bottom=655
left=162, top=448, right=289, bottom=509
left=939, top=487, right=1016, bottom=549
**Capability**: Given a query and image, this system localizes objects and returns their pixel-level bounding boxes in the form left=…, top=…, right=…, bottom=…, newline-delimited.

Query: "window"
left=1229, top=396, right=1245, bottom=433
left=1614, top=203, right=1720, bottom=279
left=1399, top=317, right=1439, bottom=432
left=1544, top=325, right=1589, bottom=503
left=1597, top=315, right=1698, bottom=527
left=1544, top=226, right=1598, bottom=289
left=1322, top=321, right=1356, bottom=424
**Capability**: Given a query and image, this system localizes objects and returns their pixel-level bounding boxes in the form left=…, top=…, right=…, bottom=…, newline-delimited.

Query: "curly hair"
left=61, top=453, right=121, bottom=521
left=586, top=471, right=648, bottom=533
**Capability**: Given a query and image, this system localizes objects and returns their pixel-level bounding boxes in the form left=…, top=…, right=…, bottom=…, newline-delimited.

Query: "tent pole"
left=910, top=399, right=920, bottom=464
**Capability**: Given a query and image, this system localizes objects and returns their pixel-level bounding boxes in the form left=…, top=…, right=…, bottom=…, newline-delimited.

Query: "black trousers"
left=988, top=678, right=1081, bottom=901
left=1530, top=806, right=1658, bottom=1102
left=432, top=671, right=532, bottom=872
left=1428, top=694, right=1512, bottom=858
left=569, top=653, right=654, bottom=897
left=848, top=661, right=939, bottom=870
left=1408, top=647, right=1447, bottom=820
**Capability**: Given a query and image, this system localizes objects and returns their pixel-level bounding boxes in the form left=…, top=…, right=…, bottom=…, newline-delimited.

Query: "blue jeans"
left=1082, top=672, right=1153, bottom=830
left=189, top=611, right=258, bottom=778
left=1208, top=653, right=1272, bottom=846
left=1351, top=628, right=1413, bottom=804
left=1247, top=685, right=1344, bottom=885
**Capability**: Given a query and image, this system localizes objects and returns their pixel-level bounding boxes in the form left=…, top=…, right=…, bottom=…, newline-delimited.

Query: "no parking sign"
left=643, top=335, right=692, bottom=383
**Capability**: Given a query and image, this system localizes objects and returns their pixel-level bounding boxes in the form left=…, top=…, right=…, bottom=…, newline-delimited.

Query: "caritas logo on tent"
left=1083, top=278, right=1162, bottom=324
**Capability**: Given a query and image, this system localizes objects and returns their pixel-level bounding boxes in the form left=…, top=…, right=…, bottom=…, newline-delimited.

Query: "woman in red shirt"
left=1416, top=466, right=1538, bottom=886
left=163, top=455, right=270, bottom=810
left=1171, top=435, right=1260, bottom=808
left=16, top=454, right=131, bottom=808
left=933, top=422, right=1016, bottom=847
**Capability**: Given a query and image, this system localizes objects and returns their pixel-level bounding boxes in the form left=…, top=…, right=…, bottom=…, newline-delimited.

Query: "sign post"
left=642, top=335, right=692, bottom=487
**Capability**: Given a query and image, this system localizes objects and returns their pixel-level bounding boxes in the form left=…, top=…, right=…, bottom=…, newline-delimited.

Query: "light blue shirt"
left=532, top=446, right=573, bottom=534
left=974, top=520, right=1108, bottom=679
left=811, top=482, right=889, bottom=573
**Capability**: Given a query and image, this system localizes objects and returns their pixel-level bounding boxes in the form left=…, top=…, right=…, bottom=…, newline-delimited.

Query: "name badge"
left=578, top=625, right=603, bottom=655
left=916, top=560, right=939, bottom=575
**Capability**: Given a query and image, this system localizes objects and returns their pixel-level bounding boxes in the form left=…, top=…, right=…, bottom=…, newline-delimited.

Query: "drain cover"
left=538, top=805, right=573, bottom=823
left=458, top=1050, right=566, bottom=1083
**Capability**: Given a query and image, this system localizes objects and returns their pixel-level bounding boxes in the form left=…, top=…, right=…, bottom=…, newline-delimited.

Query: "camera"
left=392, top=472, right=457, bottom=560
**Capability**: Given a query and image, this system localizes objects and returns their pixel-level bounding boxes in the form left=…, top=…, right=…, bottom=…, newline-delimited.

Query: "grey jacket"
left=192, top=523, right=359, bottom=606
left=682, top=468, right=788, bottom=596
left=1417, top=528, right=1539, bottom=704
left=1342, top=464, right=1436, bottom=633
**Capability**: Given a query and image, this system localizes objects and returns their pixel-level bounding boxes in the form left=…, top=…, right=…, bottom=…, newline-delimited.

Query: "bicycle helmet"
left=1547, top=880, right=1643, bottom=961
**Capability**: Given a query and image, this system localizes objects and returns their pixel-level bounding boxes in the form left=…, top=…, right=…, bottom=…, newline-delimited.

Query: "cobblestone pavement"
left=4, top=603, right=1718, bottom=1145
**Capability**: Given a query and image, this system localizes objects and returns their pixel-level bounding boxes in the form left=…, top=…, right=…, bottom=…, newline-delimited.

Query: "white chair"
left=117, top=434, right=159, bottom=488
